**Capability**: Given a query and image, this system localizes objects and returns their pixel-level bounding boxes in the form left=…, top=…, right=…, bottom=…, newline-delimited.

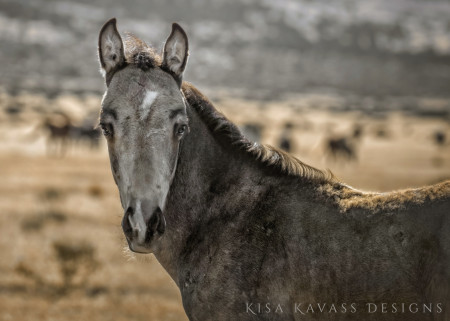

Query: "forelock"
left=123, top=33, right=162, bottom=71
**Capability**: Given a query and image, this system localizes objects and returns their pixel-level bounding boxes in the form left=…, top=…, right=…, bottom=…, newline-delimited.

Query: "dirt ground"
left=1, top=91, right=449, bottom=321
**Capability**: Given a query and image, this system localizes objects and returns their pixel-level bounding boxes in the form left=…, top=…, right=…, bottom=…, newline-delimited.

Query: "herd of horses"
left=41, top=111, right=361, bottom=159
left=40, top=110, right=447, bottom=160
left=42, top=112, right=101, bottom=156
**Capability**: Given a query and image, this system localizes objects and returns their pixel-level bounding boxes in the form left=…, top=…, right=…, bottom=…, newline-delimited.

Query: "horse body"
left=96, top=19, right=449, bottom=320
left=43, top=113, right=72, bottom=156
left=157, top=84, right=450, bottom=321
left=326, top=137, right=356, bottom=160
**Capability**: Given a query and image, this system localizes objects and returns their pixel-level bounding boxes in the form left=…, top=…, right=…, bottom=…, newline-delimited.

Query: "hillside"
left=0, top=0, right=449, bottom=99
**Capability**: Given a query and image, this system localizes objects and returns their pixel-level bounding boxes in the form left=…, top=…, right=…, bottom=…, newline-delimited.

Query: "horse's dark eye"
left=100, top=123, right=113, bottom=137
left=176, top=124, right=187, bottom=136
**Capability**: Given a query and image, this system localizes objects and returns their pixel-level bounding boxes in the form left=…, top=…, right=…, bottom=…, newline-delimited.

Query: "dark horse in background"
left=97, top=19, right=449, bottom=320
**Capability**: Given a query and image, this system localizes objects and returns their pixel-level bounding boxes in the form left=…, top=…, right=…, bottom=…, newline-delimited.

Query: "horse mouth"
left=126, top=239, right=152, bottom=254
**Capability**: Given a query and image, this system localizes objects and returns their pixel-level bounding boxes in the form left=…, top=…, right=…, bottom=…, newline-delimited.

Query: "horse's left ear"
left=162, top=23, right=189, bottom=83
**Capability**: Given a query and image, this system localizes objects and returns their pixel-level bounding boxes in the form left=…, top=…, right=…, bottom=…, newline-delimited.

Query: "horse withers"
left=97, top=19, right=449, bottom=321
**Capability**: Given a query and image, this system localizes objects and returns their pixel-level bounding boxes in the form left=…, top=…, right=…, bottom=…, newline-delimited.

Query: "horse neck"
left=152, top=102, right=255, bottom=284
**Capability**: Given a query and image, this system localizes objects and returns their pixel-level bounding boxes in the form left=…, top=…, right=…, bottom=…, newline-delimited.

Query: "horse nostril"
left=122, top=207, right=134, bottom=238
left=145, top=207, right=166, bottom=243
left=154, top=207, right=166, bottom=234
left=126, top=206, right=134, bottom=216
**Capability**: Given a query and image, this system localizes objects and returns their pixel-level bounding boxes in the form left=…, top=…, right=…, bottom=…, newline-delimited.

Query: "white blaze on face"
left=140, top=90, right=159, bottom=121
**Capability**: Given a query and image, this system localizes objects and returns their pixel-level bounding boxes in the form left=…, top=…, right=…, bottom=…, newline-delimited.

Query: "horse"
left=43, top=112, right=72, bottom=157
left=433, top=130, right=446, bottom=147
left=97, top=19, right=449, bottom=321
left=325, top=125, right=363, bottom=162
left=278, top=122, right=294, bottom=153
left=70, top=124, right=102, bottom=150
left=325, top=137, right=356, bottom=161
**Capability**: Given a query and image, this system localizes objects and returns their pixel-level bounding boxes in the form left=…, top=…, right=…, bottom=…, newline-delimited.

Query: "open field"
left=1, top=91, right=450, bottom=321
left=0, top=153, right=187, bottom=321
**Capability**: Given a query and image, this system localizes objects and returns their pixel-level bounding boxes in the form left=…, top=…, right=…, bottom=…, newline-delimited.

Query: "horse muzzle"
left=122, top=202, right=166, bottom=253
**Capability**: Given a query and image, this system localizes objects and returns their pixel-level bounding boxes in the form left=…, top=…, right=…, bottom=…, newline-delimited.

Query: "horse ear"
left=98, top=18, right=125, bottom=82
left=162, top=23, right=189, bottom=81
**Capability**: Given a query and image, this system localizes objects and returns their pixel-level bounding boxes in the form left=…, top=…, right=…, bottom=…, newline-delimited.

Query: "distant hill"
left=0, top=0, right=449, bottom=97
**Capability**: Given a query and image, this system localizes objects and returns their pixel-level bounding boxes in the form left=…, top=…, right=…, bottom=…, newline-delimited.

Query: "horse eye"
left=100, top=123, right=113, bottom=137
left=176, top=124, right=187, bottom=136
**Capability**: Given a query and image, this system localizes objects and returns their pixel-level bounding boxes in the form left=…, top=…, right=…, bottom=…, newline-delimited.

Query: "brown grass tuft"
left=87, top=184, right=104, bottom=198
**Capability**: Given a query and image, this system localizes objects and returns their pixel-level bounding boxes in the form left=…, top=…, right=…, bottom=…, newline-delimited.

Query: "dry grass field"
left=1, top=91, right=449, bottom=321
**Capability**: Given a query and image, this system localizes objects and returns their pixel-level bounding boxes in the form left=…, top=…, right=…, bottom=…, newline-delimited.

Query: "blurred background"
left=1, top=0, right=449, bottom=320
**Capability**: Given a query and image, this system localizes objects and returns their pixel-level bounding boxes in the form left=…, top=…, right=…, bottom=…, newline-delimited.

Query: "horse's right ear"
left=98, top=18, right=125, bottom=84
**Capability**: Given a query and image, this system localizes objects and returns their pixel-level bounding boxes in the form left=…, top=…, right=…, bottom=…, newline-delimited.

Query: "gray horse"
left=97, top=19, right=449, bottom=321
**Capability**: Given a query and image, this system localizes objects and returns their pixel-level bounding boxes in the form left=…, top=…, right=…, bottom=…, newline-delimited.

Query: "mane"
left=181, top=82, right=334, bottom=183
